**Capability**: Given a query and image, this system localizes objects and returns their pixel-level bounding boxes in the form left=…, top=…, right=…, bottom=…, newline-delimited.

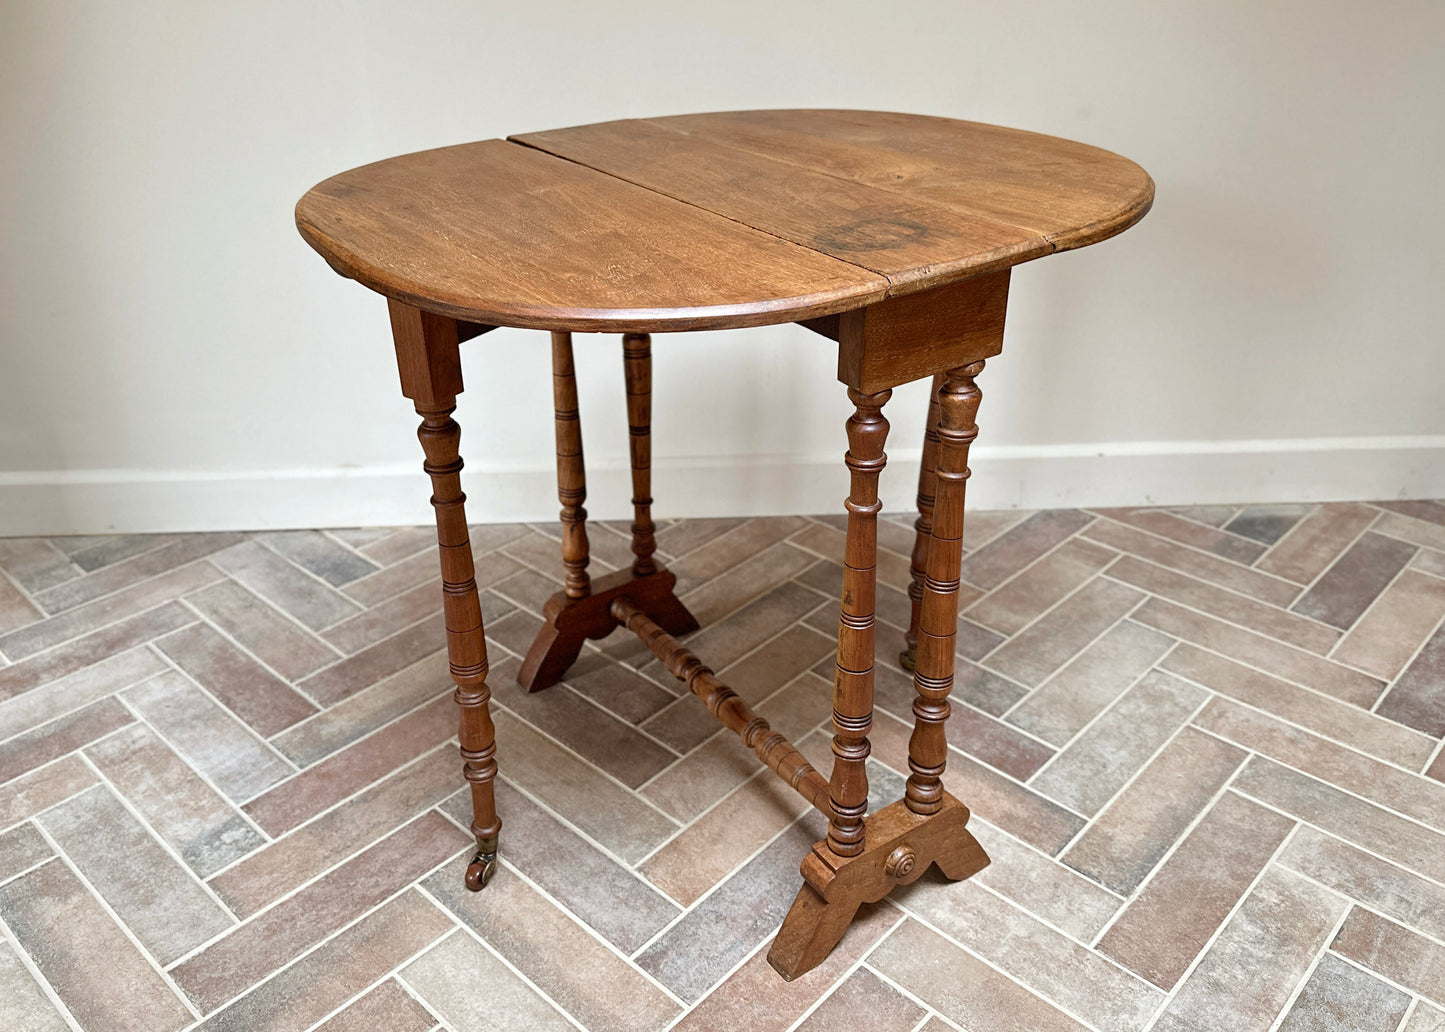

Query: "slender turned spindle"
left=906, top=362, right=984, bottom=815
left=828, top=388, right=892, bottom=857
left=416, top=404, right=500, bottom=888
left=551, top=331, right=591, bottom=599
left=613, top=596, right=831, bottom=812
left=622, top=333, right=658, bottom=577
left=902, top=373, right=944, bottom=671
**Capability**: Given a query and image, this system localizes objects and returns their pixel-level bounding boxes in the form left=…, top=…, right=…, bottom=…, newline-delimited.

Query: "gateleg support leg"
left=901, top=372, right=944, bottom=672
left=518, top=331, right=697, bottom=692
left=388, top=299, right=501, bottom=890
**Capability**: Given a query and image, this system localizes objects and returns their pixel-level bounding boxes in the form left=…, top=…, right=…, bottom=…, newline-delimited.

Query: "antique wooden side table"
left=296, top=110, right=1152, bottom=979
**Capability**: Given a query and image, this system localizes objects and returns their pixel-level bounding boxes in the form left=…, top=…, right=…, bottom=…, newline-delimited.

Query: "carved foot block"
left=518, top=565, right=698, bottom=691
left=767, top=791, right=988, bottom=980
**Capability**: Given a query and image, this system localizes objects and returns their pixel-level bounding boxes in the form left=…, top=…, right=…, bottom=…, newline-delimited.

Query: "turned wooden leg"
left=518, top=331, right=697, bottom=692
left=769, top=365, right=991, bottom=981
left=622, top=333, right=659, bottom=577
left=907, top=362, right=985, bottom=814
left=901, top=373, right=944, bottom=672
left=388, top=300, right=500, bottom=891
left=552, top=331, right=592, bottom=599
left=828, top=387, right=891, bottom=858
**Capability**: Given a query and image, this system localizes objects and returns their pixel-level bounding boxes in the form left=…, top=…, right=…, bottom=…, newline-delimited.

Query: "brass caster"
left=463, top=835, right=499, bottom=891
left=899, top=646, right=917, bottom=672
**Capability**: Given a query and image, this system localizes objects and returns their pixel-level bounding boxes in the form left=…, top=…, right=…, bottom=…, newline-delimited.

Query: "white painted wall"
left=2, top=0, right=1442, bottom=534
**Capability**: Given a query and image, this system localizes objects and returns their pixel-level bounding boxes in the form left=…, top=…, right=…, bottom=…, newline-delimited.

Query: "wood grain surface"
left=297, top=111, right=1152, bottom=332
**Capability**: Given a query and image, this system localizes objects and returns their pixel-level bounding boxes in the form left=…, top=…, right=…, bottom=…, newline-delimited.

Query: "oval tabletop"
left=296, top=109, right=1153, bottom=332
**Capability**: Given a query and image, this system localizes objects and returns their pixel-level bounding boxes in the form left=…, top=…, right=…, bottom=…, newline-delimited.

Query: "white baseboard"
left=2, top=435, right=1442, bottom=536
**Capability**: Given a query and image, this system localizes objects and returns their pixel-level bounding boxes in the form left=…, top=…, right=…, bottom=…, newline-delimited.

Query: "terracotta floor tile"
left=1278, top=952, right=1410, bottom=1032
left=64, top=533, right=175, bottom=571
left=1105, top=554, right=1340, bottom=654
left=1231, top=757, right=1445, bottom=884
left=489, top=663, right=677, bottom=789
left=39, top=784, right=233, bottom=965
left=1405, top=1001, right=1445, bottom=1031
left=272, top=651, right=453, bottom=767
left=488, top=708, right=677, bottom=864
left=157, top=622, right=317, bottom=736
left=1005, top=619, right=1174, bottom=746
left=671, top=904, right=899, bottom=1032
left=681, top=540, right=819, bottom=625
left=243, top=694, right=454, bottom=835
left=0, top=821, right=52, bottom=880
left=122, top=671, right=293, bottom=803
left=1376, top=510, right=1445, bottom=552
left=0, top=754, right=96, bottom=826
left=1030, top=670, right=1205, bottom=816
left=795, top=966, right=924, bottom=1032
left=1092, top=507, right=1267, bottom=565
left=1086, top=518, right=1301, bottom=606
left=0, top=647, right=162, bottom=742
left=1164, top=646, right=1435, bottom=768
left=986, top=577, right=1144, bottom=687
left=34, top=534, right=245, bottom=614
left=0, top=570, right=42, bottom=636
left=183, top=578, right=340, bottom=681
left=1256, top=502, right=1379, bottom=585
left=1278, top=825, right=1445, bottom=941
left=1097, top=791, right=1294, bottom=989
left=1333, top=569, right=1445, bottom=680
left=312, top=978, right=435, bottom=1032
left=0, top=539, right=81, bottom=594
left=0, top=697, right=134, bottom=785
left=653, top=517, right=748, bottom=560
left=1331, top=908, right=1445, bottom=1006
left=1063, top=726, right=1246, bottom=894
left=1377, top=624, right=1445, bottom=737
left=297, top=612, right=447, bottom=706
left=85, top=721, right=263, bottom=878
left=1412, top=547, right=1445, bottom=579
left=0, top=859, right=193, bottom=1032
left=637, top=809, right=828, bottom=1003
left=869, top=711, right=1085, bottom=855
left=789, top=522, right=915, bottom=594
left=1151, top=866, right=1347, bottom=1032
left=0, top=939, right=70, bottom=1032
left=1194, top=697, right=1445, bottom=830
left=209, top=744, right=459, bottom=917
left=667, top=517, right=807, bottom=582
left=869, top=919, right=1093, bottom=1032
left=401, top=927, right=573, bottom=1032
left=1134, top=597, right=1384, bottom=707
left=353, top=525, right=435, bottom=565
left=1292, top=531, right=1417, bottom=630
left=253, top=531, right=380, bottom=587
left=967, top=816, right=1122, bottom=941
left=965, top=536, right=1115, bottom=635
left=173, top=812, right=465, bottom=1013
left=0, top=602, right=193, bottom=704
left=425, top=864, right=680, bottom=1032
left=210, top=540, right=362, bottom=631
left=443, top=777, right=678, bottom=951
left=1223, top=503, right=1311, bottom=545
left=195, top=890, right=453, bottom=1032
left=0, top=561, right=223, bottom=660
left=640, top=737, right=820, bottom=907
left=896, top=874, right=1162, bottom=1032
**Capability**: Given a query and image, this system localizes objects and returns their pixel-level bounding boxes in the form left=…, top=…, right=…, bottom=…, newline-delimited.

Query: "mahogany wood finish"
left=902, top=374, right=944, bottom=672
left=906, top=364, right=986, bottom=816
left=386, top=299, right=500, bottom=890
left=826, top=388, right=891, bottom=858
left=299, top=110, right=1150, bottom=985
left=550, top=332, right=592, bottom=600
left=622, top=334, right=659, bottom=577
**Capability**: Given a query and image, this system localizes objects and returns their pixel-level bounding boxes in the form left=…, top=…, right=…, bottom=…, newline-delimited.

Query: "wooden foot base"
left=767, top=791, right=988, bottom=980
left=518, top=565, right=698, bottom=691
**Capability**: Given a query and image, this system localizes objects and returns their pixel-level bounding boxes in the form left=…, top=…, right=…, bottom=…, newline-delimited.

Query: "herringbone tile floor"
left=2, top=501, right=1445, bottom=1031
